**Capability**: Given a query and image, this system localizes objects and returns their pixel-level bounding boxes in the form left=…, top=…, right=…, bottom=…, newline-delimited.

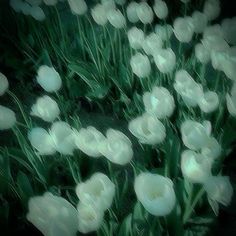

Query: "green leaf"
left=118, top=214, right=132, bottom=236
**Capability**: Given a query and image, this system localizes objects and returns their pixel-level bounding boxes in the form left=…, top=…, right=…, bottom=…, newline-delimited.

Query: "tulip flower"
left=191, top=11, right=208, bottom=33
left=28, top=127, right=56, bottom=155
left=91, top=4, right=108, bottom=25
left=226, top=91, right=236, bottom=117
left=221, top=17, right=236, bottom=45
left=128, top=113, right=166, bottom=145
left=203, top=0, right=220, bottom=21
left=36, top=65, right=62, bottom=92
left=76, top=172, right=115, bottom=211
left=68, top=0, right=87, bottom=15
left=27, top=192, right=78, bottom=236
left=99, top=129, right=133, bottom=165
left=10, top=0, right=24, bottom=12
left=127, top=27, right=145, bottom=50
left=74, top=126, right=105, bottom=157
left=181, top=150, right=212, bottom=183
left=0, top=105, right=16, bottom=130
left=115, top=0, right=126, bottom=5
left=201, top=137, right=221, bottom=160
left=30, top=95, right=60, bottom=122
left=126, top=1, right=139, bottom=23
left=143, top=86, right=175, bottom=119
left=142, top=33, right=163, bottom=56
left=221, top=47, right=236, bottom=81
left=101, top=0, right=116, bottom=11
left=43, top=0, right=57, bottom=6
left=134, top=172, right=176, bottom=216
left=198, top=91, right=219, bottom=113
left=107, top=9, right=126, bottom=28
left=136, top=2, right=154, bottom=24
left=195, top=43, right=211, bottom=64
left=130, top=53, right=151, bottom=78
left=155, top=24, right=173, bottom=41
left=0, top=72, right=9, bottom=96
left=153, top=0, right=168, bottom=20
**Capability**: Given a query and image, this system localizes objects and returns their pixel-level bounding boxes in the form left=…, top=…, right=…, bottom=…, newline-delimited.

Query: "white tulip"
left=30, top=95, right=60, bottom=122
left=74, top=126, right=105, bottom=157
left=27, top=192, right=78, bottom=236
left=142, top=33, right=163, bottom=55
left=0, top=105, right=16, bottom=130
left=201, top=137, right=221, bottom=160
left=76, top=172, right=115, bottom=211
left=115, top=0, right=126, bottom=5
left=43, top=0, right=57, bottom=6
left=28, top=127, right=56, bottom=155
left=36, top=65, right=62, bottom=92
left=181, top=150, right=212, bottom=183
left=30, top=6, right=46, bottom=21
left=155, top=24, right=173, bottom=41
left=10, top=0, right=24, bottom=12
left=107, top=9, right=126, bottom=28
left=143, top=86, right=175, bottom=119
left=77, top=202, right=104, bottom=234
left=136, top=2, right=154, bottom=24
left=134, top=172, right=176, bottom=216
left=99, top=129, right=133, bottom=165
left=50, top=121, right=76, bottom=155
left=222, top=47, right=236, bottom=80
left=128, top=113, right=166, bottom=145
left=198, top=91, right=219, bottom=113
left=180, top=120, right=211, bottom=150
left=126, top=1, right=139, bottom=23
left=91, top=4, right=108, bottom=25
left=130, top=53, right=151, bottom=78
left=203, top=24, right=224, bottom=39
left=153, top=0, right=168, bottom=20
left=226, top=92, right=236, bottom=116
left=221, top=17, right=236, bottom=45
left=21, top=2, right=32, bottom=15
left=101, top=0, right=116, bottom=11
left=191, top=11, right=208, bottom=33
left=153, top=48, right=176, bottom=74
left=203, top=0, right=220, bottom=21
left=195, top=43, right=211, bottom=64
left=127, top=27, right=145, bottom=50
left=173, top=17, right=194, bottom=43
left=202, top=35, right=229, bottom=54
left=0, top=72, right=9, bottom=96
left=68, top=0, right=87, bottom=15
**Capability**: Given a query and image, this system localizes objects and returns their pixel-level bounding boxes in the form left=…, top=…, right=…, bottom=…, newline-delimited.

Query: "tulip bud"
left=99, top=129, right=133, bottom=165
left=0, top=72, right=9, bottom=96
left=226, top=92, right=236, bottom=116
left=191, top=11, right=208, bottom=33
left=130, top=53, right=151, bottom=78
left=136, top=2, right=154, bottom=24
left=43, top=0, right=57, bottom=6
left=203, top=0, right=220, bottom=21
left=153, top=48, right=176, bottom=74
left=126, top=1, right=139, bottom=23
left=198, top=91, right=219, bottom=113
left=107, top=9, right=126, bottom=28
left=153, top=0, right=168, bottom=20
left=76, top=172, right=115, bottom=211
left=201, top=137, right=221, bottom=160
left=74, top=126, right=105, bottom=157
left=30, top=6, right=46, bottom=21
left=143, top=86, right=175, bottom=119
left=155, top=24, right=173, bottom=41
left=30, top=95, right=60, bottom=122
left=91, top=4, right=108, bottom=25
left=68, top=0, right=87, bottom=15
left=221, top=17, right=236, bottom=45
left=36, top=65, right=62, bottom=92
left=195, top=43, right=211, bottom=64
left=134, top=172, right=176, bottom=216
left=127, top=27, right=145, bottom=50
left=142, top=33, right=163, bottom=55
left=0, top=105, right=16, bottom=130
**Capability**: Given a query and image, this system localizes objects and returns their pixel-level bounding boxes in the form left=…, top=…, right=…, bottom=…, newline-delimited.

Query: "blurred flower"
left=28, top=127, right=56, bottom=155
left=74, top=126, right=105, bottom=157
left=43, top=0, right=58, bottom=6
left=0, top=105, right=16, bottom=130
left=115, top=0, right=126, bottom=5
left=21, top=2, right=32, bottom=15
left=198, top=91, right=219, bottom=113
left=130, top=53, right=151, bottom=78
left=50, top=121, right=76, bottom=155
left=76, top=172, right=115, bottom=211
left=126, top=1, right=139, bottom=23
left=36, top=65, right=62, bottom=92
left=26, top=0, right=42, bottom=6
left=226, top=84, right=236, bottom=116
left=203, top=0, right=220, bottom=21
left=155, top=24, right=173, bottom=41
left=221, top=17, right=236, bottom=45
left=191, top=11, right=208, bottom=33
left=143, top=86, right=175, bottom=119
left=127, top=27, right=145, bottom=50
left=221, top=47, right=236, bottom=81
left=10, top=0, right=24, bottom=12
left=27, top=192, right=78, bottom=236
left=180, top=120, right=211, bottom=150
left=30, top=95, right=60, bottom=122
left=99, top=129, right=133, bottom=165
left=195, top=43, right=211, bottom=64
left=68, top=0, right=87, bottom=15
left=153, top=0, right=168, bottom=20
left=142, top=33, right=163, bottom=55
left=201, top=137, right=221, bottom=160
left=101, top=0, right=116, bottom=11
left=128, top=113, right=166, bottom=145
left=136, top=2, right=154, bottom=24
left=77, top=202, right=104, bottom=234
left=91, top=4, right=108, bottom=25
left=181, top=150, right=212, bottom=183
left=107, top=9, right=126, bottom=28
left=30, top=6, right=46, bottom=21
left=134, top=172, right=176, bottom=216
left=0, top=72, right=9, bottom=96
left=153, top=48, right=176, bottom=73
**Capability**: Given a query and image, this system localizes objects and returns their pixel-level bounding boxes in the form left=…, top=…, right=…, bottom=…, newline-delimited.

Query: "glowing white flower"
left=198, top=91, right=219, bottom=113
left=201, top=137, right=221, bottom=160
left=68, top=0, right=87, bottom=15
left=30, top=95, right=60, bottom=122
left=127, top=27, right=145, bottom=50
left=134, top=172, right=176, bottom=216
left=0, top=72, right=9, bottom=96
left=0, top=105, right=16, bottom=130
left=221, top=47, right=236, bottom=81
left=101, top=0, right=116, bottom=11
left=76, top=172, right=115, bottom=211
left=143, top=86, right=175, bottom=119
left=181, top=150, right=212, bottom=183
left=30, top=6, right=46, bottom=21
left=115, top=0, right=126, bottom=5
left=74, top=126, right=105, bottom=157
left=91, top=4, right=108, bottom=25
left=99, top=129, right=133, bottom=165
left=142, top=33, right=163, bottom=55
left=107, top=9, right=126, bottom=28
left=50, top=121, right=76, bottom=155
left=126, top=1, right=139, bottom=23
left=130, top=53, right=151, bottom=78
left=153, top=48, right=176, bottom=73
left=27, top=192, right=78, bottom=236
left=202, top=35, right=229, bottom=54
left=43, top=0, right=57, bottom=6
left=203, top=0, right=220, bottom=21
left=36, top=65, right=62, bottom=92
left=77, top=202, right=104, bottom=234
left=195, top=43, right=211, bottom=64
left=155, top=24, right=173, bottom=41
left=128, top=113, right=166, bottom=145
left=221, top=17, right=236, bottom=45
left=191, top=11, right=208, bottom=33
left=180, top=120, right=211, bottom=151
left=136, top=2, right=154, bottom=24
left=153, top=0, right=168, bottom=20
left=21, top=2, right=32, bottom=15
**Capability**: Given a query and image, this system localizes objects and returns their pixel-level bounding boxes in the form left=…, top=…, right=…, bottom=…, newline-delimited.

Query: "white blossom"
left=136, top=2, right=154, bottom=24
left=0, top=105, right=16, bottom=130
left=0, top=72, right=9, bottom=96
left=201, top=137, right=221, bottom=160
left=127, top=27, right=145, bottom=50
left=155, top=24, right=173, bottom=41
left=68, top=0, right=87, bottom=15
left=30, top=6, right=46, bottom=21
left=203, top=0, right=220, bottom=21
left=126, top=1, right=139, bottom=23
left=107, top=9, right=126, bottom=28
left=91, top=4, right=108, bottom=26
left=198, top=91, right=219, bottom=113
left=191, top=11, right=208, bottom=33
left=221, top=17, right=236, bottom=45
left=195, top=43, right=211, bottom=64
left=153, top=0, right=168, bottom=20
left=142, top=33, right=163, bottom=55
